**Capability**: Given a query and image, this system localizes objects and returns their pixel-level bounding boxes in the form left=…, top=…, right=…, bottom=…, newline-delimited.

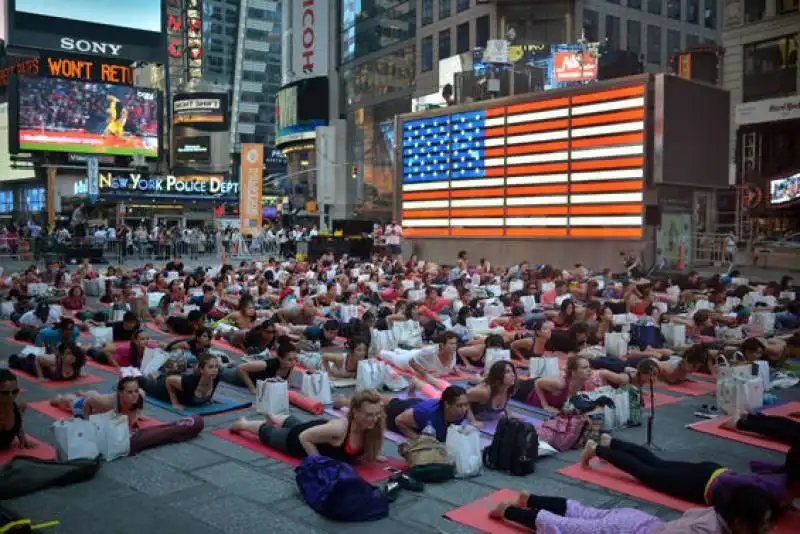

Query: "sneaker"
left=383, top=481, right=401, bottom=502
left=771, top=372, right=799, bottom=389
left=389, top=472, right=424, bottom=492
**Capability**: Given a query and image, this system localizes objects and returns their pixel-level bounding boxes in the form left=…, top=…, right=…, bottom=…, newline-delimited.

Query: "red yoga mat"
left=0, top=320, right=17, bottom=329
left=644, top=392, right=683, bottom=409
left=27, top=400, right=163, bottom=429
left=10, top=368, right=105, bottom=390
left=558, top=460, right=800, bottom=534
left=209, top=429, right=405, bottom=483
left=4, top=337, right=32, bottom=347
left=85, top=360, right=119, bottom=373
left=144, top=322, right=180, bottom=339
left=686, top=402, right=800, bottom=454
left=0, top=435, right=56, bottom=464
left=444, top=489, right=527, bottom=534
left=659, top=379, right=717, bottom=396
left=288, top=390, right=325, bottom=415
left=211, top=339, right=246, bottom=356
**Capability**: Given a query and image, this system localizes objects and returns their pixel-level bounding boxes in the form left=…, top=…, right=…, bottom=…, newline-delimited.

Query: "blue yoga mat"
left=144, top=395, right=252, bottom=416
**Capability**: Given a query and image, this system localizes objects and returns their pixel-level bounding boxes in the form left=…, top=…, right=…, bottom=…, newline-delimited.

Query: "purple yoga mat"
left=480, top=411, right=544, bottom=435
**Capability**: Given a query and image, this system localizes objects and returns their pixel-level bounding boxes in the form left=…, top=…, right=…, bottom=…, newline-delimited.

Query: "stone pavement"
left=0, top=293, right=797, bottom=533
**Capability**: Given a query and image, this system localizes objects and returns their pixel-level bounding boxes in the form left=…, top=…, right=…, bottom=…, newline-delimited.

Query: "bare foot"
left=407, top=378, right=417, bottom=397
left=516, top=491, right=529, bottom=508
left=600, top=433, right=612, bottom=447
left=581, top=439, right=598, bottom=467
left=230, top=417, right=248, bottom=434
left=489, top=502, right=511, bottom=520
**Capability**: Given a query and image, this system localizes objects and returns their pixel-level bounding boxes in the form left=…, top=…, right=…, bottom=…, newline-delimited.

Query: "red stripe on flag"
left=570, top=157, right=643, bottom=171
left=507, top=119, right=569, bottom=135
left=508, top=97, right=569, bottom=114
left=571, top=85, right=645, bottom=105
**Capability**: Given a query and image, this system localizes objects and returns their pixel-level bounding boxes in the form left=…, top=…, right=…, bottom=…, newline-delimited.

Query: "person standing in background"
left=385, top=219, right=403, bottom=259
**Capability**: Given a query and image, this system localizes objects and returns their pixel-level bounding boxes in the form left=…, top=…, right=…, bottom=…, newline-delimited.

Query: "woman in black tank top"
left=0, top=369, right=33, bottom=450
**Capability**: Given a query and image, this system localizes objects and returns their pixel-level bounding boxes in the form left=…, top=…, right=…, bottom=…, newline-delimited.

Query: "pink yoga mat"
left=28, top=400, right=163, bottom=429
left=686, top=402, right=800, bottom=453
left=659, top=379, right=717, bottom=396
left=0, top=435, right=56, bottom=464
left=210, top=429, right=406, bottom=482
left=444, top=489, right=527, bottom=534
left=144, top=323, right=180, bottom=338
left=211, top=339, right=246, bottom=355
left=10, top=368, right=105, bottom=390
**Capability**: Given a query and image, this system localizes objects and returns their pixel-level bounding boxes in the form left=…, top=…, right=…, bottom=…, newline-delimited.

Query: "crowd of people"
left=1, top=246, right=799, bottom=532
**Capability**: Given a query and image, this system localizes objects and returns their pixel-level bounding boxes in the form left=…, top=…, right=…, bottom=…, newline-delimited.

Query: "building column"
left=46, top=167, right=57, bottom=228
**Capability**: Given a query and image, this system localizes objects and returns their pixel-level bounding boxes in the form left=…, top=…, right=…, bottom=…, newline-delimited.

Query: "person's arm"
left=236, top=361, right=267, bottom=394
left=510, top=338, right=534, bottom=360
left=457, top=345, right=484, bottom=370
left=165, top=375, right=185, bottom=410
left=598, top=369, right=631, bottom=387
left=15, top=402, right=33, bottom=448
left=34, top=354, right=55, bottom=380
left=533, top=377, right=564, bottom=413
left=394, top=408, right=421, bottom=440
left=322, top=354, right=352, bottom=378
left=297, top=421, right=344, bottom=457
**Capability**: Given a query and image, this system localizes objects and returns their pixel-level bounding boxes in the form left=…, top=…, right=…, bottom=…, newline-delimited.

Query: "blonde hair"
left=348, top=389, right=385, bottom=464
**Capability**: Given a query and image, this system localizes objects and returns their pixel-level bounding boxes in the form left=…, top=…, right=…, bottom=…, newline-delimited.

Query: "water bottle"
left=422, top=423, right=436, bottom=438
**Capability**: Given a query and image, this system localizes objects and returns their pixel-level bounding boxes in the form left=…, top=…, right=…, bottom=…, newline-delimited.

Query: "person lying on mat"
left=0, top=369, right=34, bottom=449
left=220, top=336, right=298, bottom=393
left=721, top=410, right=800, bottom=445
left=384, top=385, right=469, bottom=452
left=188, top=284, right=217, bottom=316
left=88, top=329, right=157, bottom=370
left=60, top=286, right=87, bottom=311
left=322, top=337, right=369, bottom=379
left=13, top=302, right=51, bottom=341
left=290, top=319, right=341, bottom=349
left=34, top=318, right=81, bottom=350
left=224, top=296, right=259, bottom=330
left=139, top=353, right=221, bottom=411
left=580, top=433, right=800, bottom=510
left=8, top=342, right=86, bottom=381
left=154, top=309, right=205, bottom=337
left=513, top=355, right=633, bottom=414
left=407, top=331, right=459, bottom=382
left=277, top=299, right=319, bottom=327
left=516, top=321, right=590, bottom=359
left=50, top=376, right=146, bottom=430
left=230, top=388, right=385, bottom=464
left=224, top=320, right=280, bottom=355
left=489, top=485, right=775, bottom=534
left=167, top=327, right=214, bottom=361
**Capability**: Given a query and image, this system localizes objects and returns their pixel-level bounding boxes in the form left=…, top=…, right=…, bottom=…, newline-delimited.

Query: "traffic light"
left=351, top=165, right=357, bottom=178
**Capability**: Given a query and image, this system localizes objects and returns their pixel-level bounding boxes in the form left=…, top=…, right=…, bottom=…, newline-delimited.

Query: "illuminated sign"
left=186, top=0, right=203, bottom=82
left=399, top=84, right=646, bottom=239
left=0, top=56, right=133, bottom=86
left=166, top=0, right=186, bottom=91
left=553, top=51, right=598, bottom=82
left=770, top=172, right=800, bottom=206
left=99, top=173, right=239, bottom=197
left=172, top=93, right=229, bottom=130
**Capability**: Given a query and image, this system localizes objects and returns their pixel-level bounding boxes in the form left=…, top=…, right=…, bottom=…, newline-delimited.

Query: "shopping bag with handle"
left=484, top=348, right=511, bottom=372
left=301, top=372, right=333, bottom=405
left=52, top=418, right=99, bottom=461
left=90, top=326, right=113, bottom=348
left=356, top=359, right=385, bottom=390
left=90, top=412, right=130, bottom=461
left=445, top=424, right=482, bottom=478
left=529, top=356, right=560, bottom=379
left=256, top=378, right=290, bottom=414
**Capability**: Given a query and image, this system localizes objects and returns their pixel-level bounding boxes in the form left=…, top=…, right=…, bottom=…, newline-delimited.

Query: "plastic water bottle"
left=422, top=423, right=436, bottom=438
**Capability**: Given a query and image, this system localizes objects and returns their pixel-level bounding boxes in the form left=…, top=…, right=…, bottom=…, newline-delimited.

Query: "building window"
left=704, top=0, right=717, bottom=28
left=627, top=20, right=642, bottom=55
left=457, top=0, right=470, bottom=12
left=648, top=0, right=662, bottom=15
left=745, top=0, right=766, bottom=22
left=628, top=0, right=642, bottom=9
left=422, top=0, right=433, bottom=26
left=667, top=0, right=681, bottom=19
left=25, top=188, right=45, bottom=212
left=439, top=29, right=451, bottom=59
left=476, top=15, right=489, bottom=49
left=667, top=29, right=681, bottom=59
left=686, top=0, right=699, bottom=22
left=583, top=9, right=599, bottom=42
left=0, top=191, right=13, bottom=214
left=686, top=34, right=700, bottom=48
left=606, top=15, right=621, bottom=50
left=421, top=36, right=434, bottom=72
left=440, top=0, right=451, bottom=19
left=744, top=34, right=800, bottom=75
left=779, top=0, right=799, bottom=14
left=647, top=25, right=662, bottom=65
left=456, top=22, right=470, bottom=53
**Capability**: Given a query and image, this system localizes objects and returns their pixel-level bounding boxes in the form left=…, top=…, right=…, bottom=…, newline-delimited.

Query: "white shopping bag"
left=753, top=360, right=771, bottom=392
left=0, top=300, right=15, bottom=319
left=528, top=356, right=560, bottom=379
left=401, top=280, right=415, bottom=291
left=446, top=424, right=482, bottom=478
left=301, top=372, right=333, bottom=405
left=666, top=285, right=681, bottom=302
left=52, top=418, right=99, bottom=461
left=370, top=328, right=397, bottom=352
left=466, top=317, right=490, bottom=333
left=716, top=354, right=753, bottom=383
left=750, top=311, right=776, bottom=333
left=111, top=308, right=126, bottom=322
left=256, top=379, right=290, bottom=414
left=340, top=305, right=359, bottom=324
left=407, top=289, right=425, bottom=302
left=90, top=326, right=113, bottom=348
left=716, top=326, right=745, bottom=344
left=21, top=345, right=45, bottom=357
left=717, top=375, right=764, bottom=415
left=598, top=386, right=630, bottom=430
left=731, top=277, right=749, bottom=287
left=612, top=313, right=637, bottom=326
left=483, top=304, right=504, bottom=319
left=442, top=286, right=459, bottom=300
left=520, top=295, right=537, bottom=312
left=605, top=332, right=630, bottom=358
left=484, top=285, right=502, bottom=297
left=484, top=348, right=511, bottom=372
left=661, top=323, right=686, bottom=347
left=90, top=412, right=130, bottom=461
left=48, top=305, right=63, bottom=323
left=147, top=292, right=166, bottom=308
left=509, top=280, right=524, bottom=293
left=780, top=291, right=796, bottom=301
left=357, top=359, right=386, bottom=391
left=166, top=271, right=180, bottom=282
left=140, top=347, right=169, bottom=375
left=391, top=320, right=424, bottom=348
left=27, top=283, right=48, bottom=297
left=724, top=297, right=742, bottom=311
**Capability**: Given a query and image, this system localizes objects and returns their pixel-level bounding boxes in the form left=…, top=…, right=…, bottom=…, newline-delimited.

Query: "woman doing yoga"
left=50, top=376, right=147, bottom=430
left=322, top=337, right=369, bottom=379
left=0, top=369, right=33, bottom=449
left=220, top=336, right=298, bottom=393
left=384, top=385, right=469, bottom=452
left=140, top=353, right=221, bottom=411
left=9, top=342, right=86, bottom=381
left=581, top=434, right=800, bottom=509
left=230, top=388, right=384, bottom=464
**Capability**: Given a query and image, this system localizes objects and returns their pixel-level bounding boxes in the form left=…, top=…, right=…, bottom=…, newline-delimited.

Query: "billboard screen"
left=770, top=172, right=800, bottom=206
left=8, top=0, right=165, bottom=63
left=276, top=77, right=328, bottom=145
left=175, top=136, right=211, bottom=164
left=399, top=83, right=646, bottom=239
left=172, top=93, right=229, bottom=130
left=11, top=75, right=160, bottom=158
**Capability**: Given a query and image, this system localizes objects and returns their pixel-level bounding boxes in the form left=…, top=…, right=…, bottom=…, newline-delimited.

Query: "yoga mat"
left=288, top=390, right=325, bottom=415
left=506, top=399, right=555, bottom=419
left=10, top=369, right=105, bottom=390
left=330, top=377, right=357, bottom=388
left=658, top=379, right=717, bottom=396
left=0, top=435, right=56, bottom=464
left=144, top=323, right=179, bottom=339
left=0, top=320, right=17, bottom=329
left=28, top=400, right=163, bottom=429
left=558, top=461, right=800, bottom=534
left=444, top=489, right=526, bottom=534
left=4, top=337, right=32, bottom=347
left=644, top=392, right=684, bottom=409
left=144, top=395, right=252, bottom=417
left=211, top=339, right=246, bottom=355
left=686, top=402, right=800, bottom=453
left=210, top=429, right=405, bottom=482
left=480, top=412, right=544, bottom=434
left=84, top=360, right=119, bottom=373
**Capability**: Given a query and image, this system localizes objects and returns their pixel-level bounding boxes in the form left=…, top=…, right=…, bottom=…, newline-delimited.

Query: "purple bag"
left=129, top=415, right=204, bottom=455
left=536, top=413, right=590, bottom=452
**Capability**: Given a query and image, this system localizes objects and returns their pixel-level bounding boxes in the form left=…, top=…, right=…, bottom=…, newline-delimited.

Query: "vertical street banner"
left=240, top=143, right=264, bottom=235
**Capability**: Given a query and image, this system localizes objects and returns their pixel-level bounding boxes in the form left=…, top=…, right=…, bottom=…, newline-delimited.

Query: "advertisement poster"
left=656, top=213, right=692, bottom=268
left=240, top=144, right=264, bottom=235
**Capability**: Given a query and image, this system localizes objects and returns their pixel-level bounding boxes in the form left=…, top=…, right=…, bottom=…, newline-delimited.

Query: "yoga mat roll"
left=288, top=390, right=324, bottom=415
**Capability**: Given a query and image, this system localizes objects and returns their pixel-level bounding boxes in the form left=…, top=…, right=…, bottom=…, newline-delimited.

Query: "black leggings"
left=738, top=413, right=800, bottom=444
left=504, top=495, right=568, bottom=528
left=597, top=439, right=722, bottom=504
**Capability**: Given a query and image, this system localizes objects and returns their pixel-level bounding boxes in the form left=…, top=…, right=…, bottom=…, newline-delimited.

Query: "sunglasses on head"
left=0, top=389, right=20, bottom=396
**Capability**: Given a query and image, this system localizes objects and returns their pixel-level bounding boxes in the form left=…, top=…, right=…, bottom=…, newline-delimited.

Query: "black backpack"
left=482, top=416, right=539, bottom=476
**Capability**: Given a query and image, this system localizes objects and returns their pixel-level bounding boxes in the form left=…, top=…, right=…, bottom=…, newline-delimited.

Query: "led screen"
left=770, top=172, right=800, bottom=205
left=14, top=75, right=160, bottom=158
left=16, top=0, right=162, bottom=32
left=399, top=84, right=646, bottom=239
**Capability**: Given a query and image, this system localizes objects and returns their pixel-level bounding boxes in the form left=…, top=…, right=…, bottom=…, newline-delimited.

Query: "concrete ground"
left=0, top=263, right=796, bottom=533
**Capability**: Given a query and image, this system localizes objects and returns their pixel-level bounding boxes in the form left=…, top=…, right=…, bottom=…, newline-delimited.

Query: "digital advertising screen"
left=172, top=93, right=229, bottom=131
left=175, top=136, right=211, bottom=164
left=8, top=0, right=165, bottom=63
left=399, top=83, right=646, bottom=239
left=276, top=77, right=329, bottom=145
left=11, top=75, right=160, bottom=158
left=770, top=172, right=800, bottom=206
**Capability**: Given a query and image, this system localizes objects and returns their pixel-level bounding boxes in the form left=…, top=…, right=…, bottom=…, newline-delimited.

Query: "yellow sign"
left=240, top=144, right=264, bottom=235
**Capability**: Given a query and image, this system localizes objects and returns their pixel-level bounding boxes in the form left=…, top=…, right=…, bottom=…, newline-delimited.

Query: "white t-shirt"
left=18, top=310, right=44, bottom=328
left=411, top=345, right=456, bottom=376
